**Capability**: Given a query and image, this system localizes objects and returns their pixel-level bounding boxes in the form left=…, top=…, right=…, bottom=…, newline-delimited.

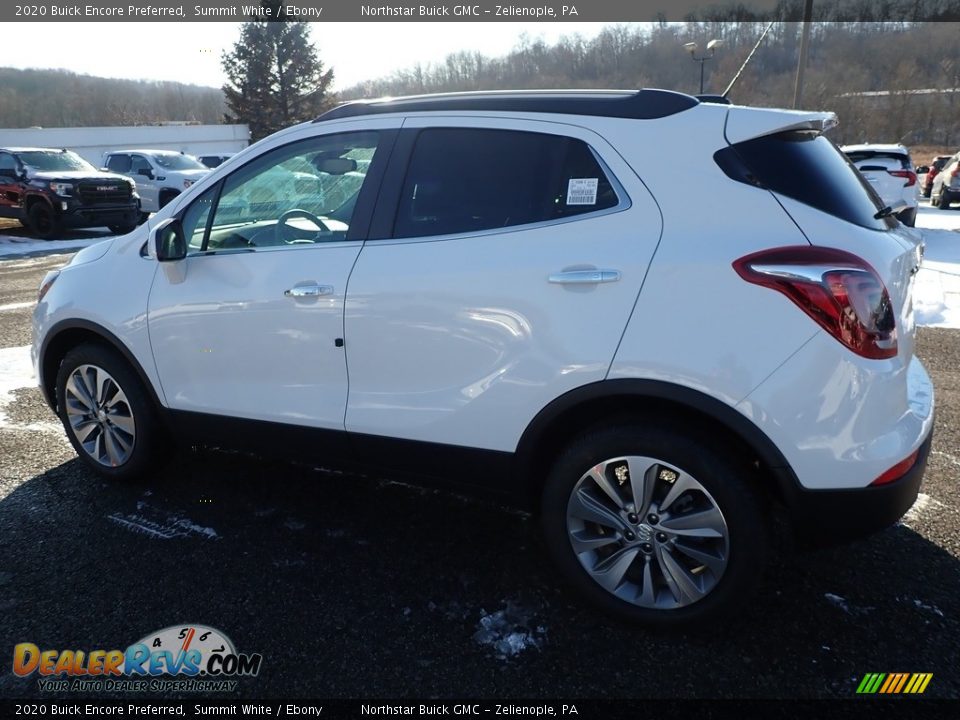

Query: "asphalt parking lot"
left=0, top=246, right=957, bottom=701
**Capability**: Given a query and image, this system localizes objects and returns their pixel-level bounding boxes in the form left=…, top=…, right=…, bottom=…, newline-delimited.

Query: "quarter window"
left=393, top=128, right=619, bottom=239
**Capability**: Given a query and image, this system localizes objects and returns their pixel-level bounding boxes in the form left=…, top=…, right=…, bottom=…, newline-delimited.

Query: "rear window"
left=716, top=130, right=893, bottom=230
left=843, top=150, right=910, bottom=170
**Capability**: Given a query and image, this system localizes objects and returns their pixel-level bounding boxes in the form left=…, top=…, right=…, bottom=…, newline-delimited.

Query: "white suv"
left=841, top=143, right=919, bottom=226
left=33, top=90, right=934, bottom=626
left=102, top=149, right=210, bottom=218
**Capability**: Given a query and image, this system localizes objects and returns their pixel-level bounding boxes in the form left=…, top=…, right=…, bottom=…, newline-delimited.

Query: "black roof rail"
left=696, top=94, right=731, bottom=105
left=316, top=89, right=699, bottom=123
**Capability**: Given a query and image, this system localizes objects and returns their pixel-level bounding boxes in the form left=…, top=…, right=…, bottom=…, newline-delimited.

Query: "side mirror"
left=151, top=218, right=186, bottom=262
left=138, top=168, right=154, bottom=179
left=916, top=165, right=929, bottom=175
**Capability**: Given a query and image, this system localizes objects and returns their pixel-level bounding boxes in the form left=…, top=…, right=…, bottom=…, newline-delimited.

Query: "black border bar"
left=6, top=0, right=960, bottom=23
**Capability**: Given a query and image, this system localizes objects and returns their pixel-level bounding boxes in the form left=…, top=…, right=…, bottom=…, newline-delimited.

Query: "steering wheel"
left=275, top=208, right=331, bottom=245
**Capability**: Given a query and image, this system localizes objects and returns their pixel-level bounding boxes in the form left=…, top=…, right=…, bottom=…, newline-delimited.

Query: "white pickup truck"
left=102, top=149, right=210, bottom=219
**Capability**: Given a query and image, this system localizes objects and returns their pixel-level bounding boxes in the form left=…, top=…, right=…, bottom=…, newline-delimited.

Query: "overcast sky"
left=0, top=22, right=613, bottom=90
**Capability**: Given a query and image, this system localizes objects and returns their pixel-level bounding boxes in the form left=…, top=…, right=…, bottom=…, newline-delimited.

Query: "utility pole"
left=793, top=0, right=814, bottom=109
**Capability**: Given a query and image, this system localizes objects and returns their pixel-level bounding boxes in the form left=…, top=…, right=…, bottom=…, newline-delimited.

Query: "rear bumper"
left=778, top=426, right=932, bottom=545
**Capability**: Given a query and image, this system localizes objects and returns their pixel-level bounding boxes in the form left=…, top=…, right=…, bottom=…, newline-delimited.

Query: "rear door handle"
left=284, top=284, right=333, bottom=298
left=548, top=270, right=621, bottom=285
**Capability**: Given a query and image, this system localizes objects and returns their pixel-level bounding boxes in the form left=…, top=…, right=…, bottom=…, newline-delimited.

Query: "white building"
left=0, top=123, right=250, bottom=166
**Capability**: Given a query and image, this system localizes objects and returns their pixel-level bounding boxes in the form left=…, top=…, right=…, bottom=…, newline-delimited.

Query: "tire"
left=159, top=190, right=179, bottom=209
left=541, top=423, right=768, bottom=627
left=27, top=202, right=62, bottom=240
left=921, top=186, right=931, bottom=199
left=937, top=187, right=951, bottom=210
left=56, top=343, right=165, bottom=481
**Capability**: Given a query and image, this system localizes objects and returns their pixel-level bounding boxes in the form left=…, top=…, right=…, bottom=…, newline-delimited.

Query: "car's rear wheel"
left=27, top=203, right=62, bottom=240
left=937, top=188, right=951, bottom=209
left=56, top=343, right=163, bottom=480
left=541, top=423, right=768, bottom=627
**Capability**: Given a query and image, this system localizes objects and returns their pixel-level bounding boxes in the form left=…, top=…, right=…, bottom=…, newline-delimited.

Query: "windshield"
left=153, top=154, right=207, bottom=171
left=17, top=150, right=95, bottom=172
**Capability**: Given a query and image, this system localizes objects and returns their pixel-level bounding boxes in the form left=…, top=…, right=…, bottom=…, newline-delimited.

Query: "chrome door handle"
left=548, top=270, right=621, bottom=285
left=284, top=284, right=333, bottom=298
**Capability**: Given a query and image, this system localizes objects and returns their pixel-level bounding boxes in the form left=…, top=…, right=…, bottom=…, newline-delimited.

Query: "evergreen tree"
left=221, top=0, right=334, bottom=142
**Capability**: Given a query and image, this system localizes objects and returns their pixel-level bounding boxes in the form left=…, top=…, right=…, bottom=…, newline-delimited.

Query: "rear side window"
left=393, top=128, right=619, bottom=239
left=716, top=130, right=892, bottom=230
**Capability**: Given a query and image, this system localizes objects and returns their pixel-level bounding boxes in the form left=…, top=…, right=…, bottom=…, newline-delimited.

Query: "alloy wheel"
left=566, top=455, right=729, bottom=609
left=63, top=364, right=136, bottom=467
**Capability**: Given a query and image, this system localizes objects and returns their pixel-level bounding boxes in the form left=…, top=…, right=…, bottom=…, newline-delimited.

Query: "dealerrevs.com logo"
left=13, top=625, right=262, bottom=693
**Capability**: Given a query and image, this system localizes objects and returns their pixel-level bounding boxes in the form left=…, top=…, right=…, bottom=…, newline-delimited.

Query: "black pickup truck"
left=0, top=147, right=140, bottom=239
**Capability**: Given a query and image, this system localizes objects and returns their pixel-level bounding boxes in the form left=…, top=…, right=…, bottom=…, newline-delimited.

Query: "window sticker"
left=567, top=178, right=599, bottom=205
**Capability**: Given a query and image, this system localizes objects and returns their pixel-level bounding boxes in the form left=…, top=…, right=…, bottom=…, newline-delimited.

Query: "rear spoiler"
left=724, top=106, right=839, bottom=145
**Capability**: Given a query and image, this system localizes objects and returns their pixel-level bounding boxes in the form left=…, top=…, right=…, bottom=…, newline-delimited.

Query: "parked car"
left=197, top=153, right=235, bottom=169
left=0, top=147, right=139, bottom=239
left=841, top=143, right=918, bottom=226
left=33, top=90, right=933, bottom=626
left=102, top=150, right=210, bottom=218
left=918, top=154, right=953, bottom=198
left=930, top=152, right=960, bottom=210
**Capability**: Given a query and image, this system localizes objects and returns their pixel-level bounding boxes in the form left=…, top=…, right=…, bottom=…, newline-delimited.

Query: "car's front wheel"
left=56, top=343, right=164, bottom=480
left=27, top=203, right=62, bottom=240
left=541, top=423, right=768, bottom=627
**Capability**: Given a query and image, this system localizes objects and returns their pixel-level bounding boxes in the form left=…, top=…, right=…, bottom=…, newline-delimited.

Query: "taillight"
left=733, top=246, right=898, bottom=360
left=871, top=449, right=919, bottom=486
left=888, top=169, right=917, bottom=187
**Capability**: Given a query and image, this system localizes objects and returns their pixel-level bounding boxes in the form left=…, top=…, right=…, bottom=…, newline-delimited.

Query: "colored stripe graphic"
left=856, top=673, right=932, bottom=694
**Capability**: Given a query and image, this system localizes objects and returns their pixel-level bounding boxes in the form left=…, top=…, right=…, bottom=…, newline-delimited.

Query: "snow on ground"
left=472, top=600, right=547, bottom=660
left=0, top=345, right=34, bottom=422
left=914, top=265, right=960, bottom=328
left=107, top=496, right=219, bottom=541
left=911, top=204, right=960, bottom=328
left=0, top=345, right=57, bottom=434
left=0, top=230, right=109, bottom=258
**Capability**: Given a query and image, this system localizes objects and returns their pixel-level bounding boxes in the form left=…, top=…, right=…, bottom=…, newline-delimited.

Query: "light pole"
left=684, top=39, right=725, bottom=94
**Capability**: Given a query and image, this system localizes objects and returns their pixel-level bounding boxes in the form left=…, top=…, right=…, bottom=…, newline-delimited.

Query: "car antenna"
left=721, top=21, right=775, bottom=101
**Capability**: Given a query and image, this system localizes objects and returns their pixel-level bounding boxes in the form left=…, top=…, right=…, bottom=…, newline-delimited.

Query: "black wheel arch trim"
left=514, top=378, right=801, bottom=501
left=24, top=192, right=55, bottom=211
left=39, top=318, right=165, bottom=417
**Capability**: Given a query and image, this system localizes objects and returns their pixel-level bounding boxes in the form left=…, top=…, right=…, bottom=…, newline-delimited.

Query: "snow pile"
left=914, top=207, right=960, bottom=329
left=0, top=345, right=37, bottom=429
left=473, top=600, right=547, bottom=660
left=0, top=232, right=106, bottom=258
